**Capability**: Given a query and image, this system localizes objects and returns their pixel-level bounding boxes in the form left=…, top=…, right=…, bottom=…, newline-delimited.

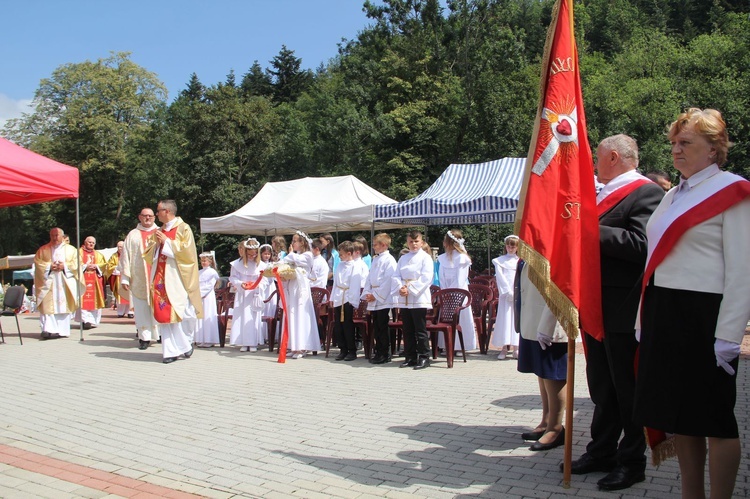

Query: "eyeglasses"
left=139, top=214, right=155, bottom=218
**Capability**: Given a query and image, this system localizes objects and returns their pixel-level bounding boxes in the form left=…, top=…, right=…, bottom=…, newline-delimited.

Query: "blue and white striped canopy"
left=374, top=157, right=526, bottom=225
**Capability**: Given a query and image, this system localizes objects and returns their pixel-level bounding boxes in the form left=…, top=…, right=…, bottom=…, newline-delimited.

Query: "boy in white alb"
left=310, top=240, right=329, bottom=289
left=362, top=233, right=398, bottom=364
left=395, top=230, right=434, bottom=370
left=331, top=241, right=365, bottom=361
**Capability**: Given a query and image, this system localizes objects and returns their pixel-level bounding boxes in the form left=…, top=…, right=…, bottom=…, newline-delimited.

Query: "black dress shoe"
left=40, top=332, right=51, bottom=340
left=344, top=353, right=357, bottom=361
left=521, top=429, right=546, bottom=441
left=413, top=357, right=430, bottom=370
left=82, top=322, right=92, bottom=330
left=163, top=357, right=178, bottom=364
left=335, top=352, right=347, bottom=361
left=597, top=466, right=645, bottom=491
left=400, top=359, right=417, bottom=368
left=372, top=356, right=392, bottom=365
left=127, top=313, right=134, bottom=319
left=529, top=429, right=564, bottom=451
left=183, top=346, right=194, bottom=358
left=562, top=453, right=617, bottom=474
left=138, top=340, right=150, bottom=350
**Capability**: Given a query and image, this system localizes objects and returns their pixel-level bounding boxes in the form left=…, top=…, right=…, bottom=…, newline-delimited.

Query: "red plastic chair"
left=352, top=298, right=373, bottom=360
left=426, top=288, right=472, bottom=368
left=215, top=288, right=235, bottom=347
left=310, top=287, right=330, bottom=350
left=388, top=308, right=403, bottom=355
left=262, top=286, right=283, bottom=352
left=468, top=283, right=493, bottom=354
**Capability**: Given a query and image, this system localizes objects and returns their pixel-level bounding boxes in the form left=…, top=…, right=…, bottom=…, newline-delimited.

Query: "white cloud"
left=0, top=94, right=34, bottom=131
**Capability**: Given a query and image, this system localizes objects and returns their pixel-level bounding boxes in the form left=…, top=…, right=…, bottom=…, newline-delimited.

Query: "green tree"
left=268, top=45, right=314, bottom=103
left=3, top=52, right=167, bottom=247
left=241, top=61, right=274, bottom=98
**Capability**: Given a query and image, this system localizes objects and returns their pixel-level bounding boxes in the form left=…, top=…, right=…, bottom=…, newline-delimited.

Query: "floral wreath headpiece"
left=198, top=250, right=217, bottom=270
left=258, top=243, right=273, bottom=252
left=446, top=230, right=466, bottom=251
left=243, top=238, right=260, bottom=249
left=295, top=230, right=313, bottom=248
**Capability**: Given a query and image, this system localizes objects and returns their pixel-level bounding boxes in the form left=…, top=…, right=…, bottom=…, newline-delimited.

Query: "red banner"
left=273, top=268, right=290, bottom=363
left=514, top=0, right=603, bottom=340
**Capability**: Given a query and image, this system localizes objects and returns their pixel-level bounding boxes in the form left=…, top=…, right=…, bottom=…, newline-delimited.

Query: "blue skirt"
left=517, top=336, right=567, bottom=381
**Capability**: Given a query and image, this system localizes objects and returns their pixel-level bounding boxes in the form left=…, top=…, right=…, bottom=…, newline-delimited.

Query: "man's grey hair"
left=158, top=199, right=178, bottom=215
left=600, top=134, right=639, bottom=167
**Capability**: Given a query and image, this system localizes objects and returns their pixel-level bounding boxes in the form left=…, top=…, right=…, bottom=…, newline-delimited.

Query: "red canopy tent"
left=0, top=137, right=79, bottom=207
left=0, top=137, right=84, bottom=338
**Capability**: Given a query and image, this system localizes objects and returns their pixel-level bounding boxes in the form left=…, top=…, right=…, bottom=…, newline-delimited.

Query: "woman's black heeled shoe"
left=529, top=428, right=565, bottom=451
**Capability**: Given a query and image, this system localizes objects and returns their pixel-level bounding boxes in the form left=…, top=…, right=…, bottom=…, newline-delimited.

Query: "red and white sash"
left=597, top=172, right=653, bottom=216
left=642, top=171, right=750, bottom=298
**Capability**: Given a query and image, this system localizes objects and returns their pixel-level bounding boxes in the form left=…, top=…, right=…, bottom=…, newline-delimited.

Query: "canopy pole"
left=486, top=222, right=491, bottom=272
left=76, top=198, right=84, bottom=342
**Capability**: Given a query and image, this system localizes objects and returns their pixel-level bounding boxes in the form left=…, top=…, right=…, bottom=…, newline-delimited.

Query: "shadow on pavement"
left=275, top=421, right=582, bottom=495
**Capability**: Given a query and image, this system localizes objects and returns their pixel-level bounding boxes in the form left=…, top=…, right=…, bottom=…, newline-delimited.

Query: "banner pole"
left=563, top=336, right=575, bottom=487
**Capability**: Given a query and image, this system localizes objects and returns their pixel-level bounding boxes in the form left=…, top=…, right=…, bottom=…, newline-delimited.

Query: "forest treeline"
left=2, top=0, right=749, bottom=270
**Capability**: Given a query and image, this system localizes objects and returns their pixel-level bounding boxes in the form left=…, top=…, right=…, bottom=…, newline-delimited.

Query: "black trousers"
left=333, top=303, right=355, bottom=354
left=371, top=308, right=391, bottom=358
left=401, top=308, right=429, bottom=360
left=584, top=331, right=646, bottom=470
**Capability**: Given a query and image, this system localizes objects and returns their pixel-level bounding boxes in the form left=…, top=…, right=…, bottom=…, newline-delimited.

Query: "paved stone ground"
left=0, top=310, right=748, bottom=498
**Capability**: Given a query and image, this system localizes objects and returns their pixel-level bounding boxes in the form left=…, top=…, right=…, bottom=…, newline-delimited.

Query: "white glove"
left=714, top=339, right=740, bottom=375
left=635, top=329, right=641, bottom=342
left=537, top=331, right=553, bottom=350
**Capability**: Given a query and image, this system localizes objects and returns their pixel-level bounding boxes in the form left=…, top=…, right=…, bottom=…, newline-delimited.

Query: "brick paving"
left=0, top=310, right=748, bottom=498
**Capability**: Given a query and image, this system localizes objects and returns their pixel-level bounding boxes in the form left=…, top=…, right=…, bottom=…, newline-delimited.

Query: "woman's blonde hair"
left=668, top=108, right=731, bottom=166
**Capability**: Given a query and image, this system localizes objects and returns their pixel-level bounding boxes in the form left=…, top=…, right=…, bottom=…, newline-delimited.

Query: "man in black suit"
left=567, top=134, right=664, bottom=491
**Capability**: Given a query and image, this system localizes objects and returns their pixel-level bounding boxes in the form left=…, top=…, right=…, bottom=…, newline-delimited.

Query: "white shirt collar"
left=596, top=169, right=647, bottom=204
left=672, top=163, right=720, bottom=204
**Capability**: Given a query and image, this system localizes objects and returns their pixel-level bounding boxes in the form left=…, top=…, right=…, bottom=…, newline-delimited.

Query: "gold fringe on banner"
left=518, top=240, right=581, bottom=340
left=645, top=430, right=676, bottom=466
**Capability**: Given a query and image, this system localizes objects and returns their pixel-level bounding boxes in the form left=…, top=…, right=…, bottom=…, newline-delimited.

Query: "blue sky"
left=0, top=1, right=377, bottom=127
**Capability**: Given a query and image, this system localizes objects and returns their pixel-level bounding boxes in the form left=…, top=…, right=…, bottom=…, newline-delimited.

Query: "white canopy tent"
left=200, top=175, right=403, bottom=236
left=0, top=254, right=35, bottom=270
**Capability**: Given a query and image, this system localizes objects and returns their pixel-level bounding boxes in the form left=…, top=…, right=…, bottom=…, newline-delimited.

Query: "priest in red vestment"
left=144, top=200, right=203, bottom=364
left=75, top=236, right=106, bottom=329
left=105, top=241, right=130, bottom=317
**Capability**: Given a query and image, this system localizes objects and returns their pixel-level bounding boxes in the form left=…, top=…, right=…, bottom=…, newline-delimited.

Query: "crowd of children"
left=198, top=229, right=520, bottom=369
